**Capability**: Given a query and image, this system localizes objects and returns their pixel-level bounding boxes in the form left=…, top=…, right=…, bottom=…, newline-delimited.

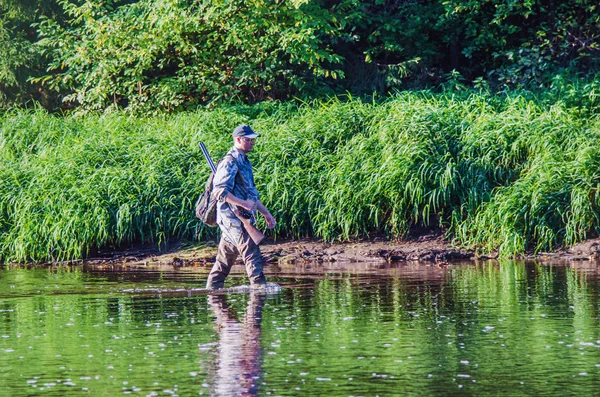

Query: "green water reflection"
left=1, top=261, right=600, bottom=396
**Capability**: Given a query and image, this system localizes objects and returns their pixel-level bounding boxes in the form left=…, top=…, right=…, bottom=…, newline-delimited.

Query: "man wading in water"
left=206, top=124, right=276, bottom=289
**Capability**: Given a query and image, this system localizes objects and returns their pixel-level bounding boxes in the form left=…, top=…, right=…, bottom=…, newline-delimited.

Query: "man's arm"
left=212, top=156, right=237, bottom=202
left=211, top=154, right=265, bottom=245
left=213, top=156, right=258, bottom=212
left=226, top=195, right=275, bottom=229
left=224, top=193, right=256, bottom=212
left=256, top=200, right=276, bottom=229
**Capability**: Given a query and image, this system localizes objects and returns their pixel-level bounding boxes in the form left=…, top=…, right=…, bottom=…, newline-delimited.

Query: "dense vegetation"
left=1, top=84, right=600, bottom=262
left=1, top=0, right=599, bottom=111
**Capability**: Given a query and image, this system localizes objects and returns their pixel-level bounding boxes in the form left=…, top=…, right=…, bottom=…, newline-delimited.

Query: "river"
left=1, top=261, right=599, bottom=396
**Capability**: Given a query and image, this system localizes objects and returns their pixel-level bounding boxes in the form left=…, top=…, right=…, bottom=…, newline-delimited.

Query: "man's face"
left=236, top=136, right=256, bottom=153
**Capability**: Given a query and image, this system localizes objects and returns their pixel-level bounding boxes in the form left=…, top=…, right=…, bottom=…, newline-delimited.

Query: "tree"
left=0, top=0, right=62, bottom=108
left=440, top=0, right=600, bottom=87
left=35, top=0, right=345, bottom=112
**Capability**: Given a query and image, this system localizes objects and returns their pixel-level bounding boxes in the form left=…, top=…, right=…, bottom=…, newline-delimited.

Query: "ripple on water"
left=120, top=282, right=282, bottom=297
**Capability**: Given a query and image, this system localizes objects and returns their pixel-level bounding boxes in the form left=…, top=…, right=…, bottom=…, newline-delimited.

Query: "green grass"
left=1, top=89, right=600, bottom=263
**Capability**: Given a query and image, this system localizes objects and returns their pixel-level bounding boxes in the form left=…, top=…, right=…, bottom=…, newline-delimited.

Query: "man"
left=205, top=124, right=276, bottom=289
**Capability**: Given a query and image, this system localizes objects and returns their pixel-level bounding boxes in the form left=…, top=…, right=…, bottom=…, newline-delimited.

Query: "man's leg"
left=206, top=236, right=238, bottom=289
left=238, top=230, right=266, bottom=286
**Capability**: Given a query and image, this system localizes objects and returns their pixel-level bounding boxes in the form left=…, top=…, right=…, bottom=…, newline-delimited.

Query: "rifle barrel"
left=199, top=142, right=217, bottom=173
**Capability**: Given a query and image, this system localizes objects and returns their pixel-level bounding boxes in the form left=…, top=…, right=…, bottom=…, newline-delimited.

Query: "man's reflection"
left=208, top=292, right=266, bottom=396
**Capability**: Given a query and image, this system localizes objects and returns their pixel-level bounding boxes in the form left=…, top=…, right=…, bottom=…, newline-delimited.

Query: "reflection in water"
left=208, top=292, right=266, bottom=396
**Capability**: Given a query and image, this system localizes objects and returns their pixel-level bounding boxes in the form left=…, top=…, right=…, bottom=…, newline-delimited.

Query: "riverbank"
left=82, top=230, right=468, bottom=269
left=74, top=229, right=600, bottom=271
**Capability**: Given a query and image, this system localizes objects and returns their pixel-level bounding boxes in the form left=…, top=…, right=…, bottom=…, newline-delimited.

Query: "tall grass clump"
left=1, top=89, right=600, bottom=263
left=0, top=107, right=255, bottom=262
left=255, top=92, right=600, bottom=256
left=453, top=107, right=600, bottom=256
left=254, top=93, right=528, bottom=243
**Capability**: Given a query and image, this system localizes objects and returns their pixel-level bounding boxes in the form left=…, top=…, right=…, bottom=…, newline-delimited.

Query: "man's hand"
left=255, top=200, right=276, bottom=229
left=262, top=212, right=276, bottom=229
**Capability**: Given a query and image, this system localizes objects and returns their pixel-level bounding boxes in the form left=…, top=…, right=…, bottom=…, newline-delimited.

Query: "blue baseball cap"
left=232, top=124, right=259, bottom=139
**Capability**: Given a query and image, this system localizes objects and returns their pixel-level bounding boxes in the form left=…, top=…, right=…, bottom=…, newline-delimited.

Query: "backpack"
left=195, top=170, right=218, bottom=226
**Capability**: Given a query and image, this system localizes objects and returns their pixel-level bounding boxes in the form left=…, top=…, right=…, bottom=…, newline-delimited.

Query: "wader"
left=205, top=219, right=266, bottom=289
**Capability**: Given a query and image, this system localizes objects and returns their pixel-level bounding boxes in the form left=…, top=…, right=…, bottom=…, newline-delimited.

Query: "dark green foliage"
left=440, top=0, right=600, bottom=86
left=0, top=0, right=64, bottom=108
left=1, top=0, right=599, bottom=110
left=0, top=0, right=40, bottom=106
left=332, top=0, right=445, bottom=93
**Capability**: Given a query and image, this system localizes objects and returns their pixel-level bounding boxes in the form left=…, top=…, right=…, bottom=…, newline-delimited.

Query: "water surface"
left=1, top=261, right=600, bottom=396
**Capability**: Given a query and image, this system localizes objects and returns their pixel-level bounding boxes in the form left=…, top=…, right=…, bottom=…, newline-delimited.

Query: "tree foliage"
left=1, top=0, right=599, bottom=111
left=440, top=0, right=600, bottom=86
left=0, top=0, right=40, bottom=106
left=35, top=0, right=345, bottom=112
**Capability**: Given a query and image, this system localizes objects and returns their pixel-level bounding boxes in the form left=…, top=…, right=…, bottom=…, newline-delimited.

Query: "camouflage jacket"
left=212, top=146, right=260, bottom=228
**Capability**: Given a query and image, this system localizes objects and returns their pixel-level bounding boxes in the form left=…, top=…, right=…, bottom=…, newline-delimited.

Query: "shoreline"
left=23, top=230, right=597, bottom=270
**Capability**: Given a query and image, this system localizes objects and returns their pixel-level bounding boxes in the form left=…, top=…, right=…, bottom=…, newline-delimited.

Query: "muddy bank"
left=76, top=229, right=600, bottom=271
left=80, top=230, right=468, bottom=269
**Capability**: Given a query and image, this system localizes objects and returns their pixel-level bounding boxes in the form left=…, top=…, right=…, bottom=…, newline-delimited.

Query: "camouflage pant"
left=205, top=222, right=266, bottom=289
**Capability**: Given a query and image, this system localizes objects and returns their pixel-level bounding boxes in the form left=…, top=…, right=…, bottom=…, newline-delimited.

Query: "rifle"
left=199, top=142, right=265, bottom=245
